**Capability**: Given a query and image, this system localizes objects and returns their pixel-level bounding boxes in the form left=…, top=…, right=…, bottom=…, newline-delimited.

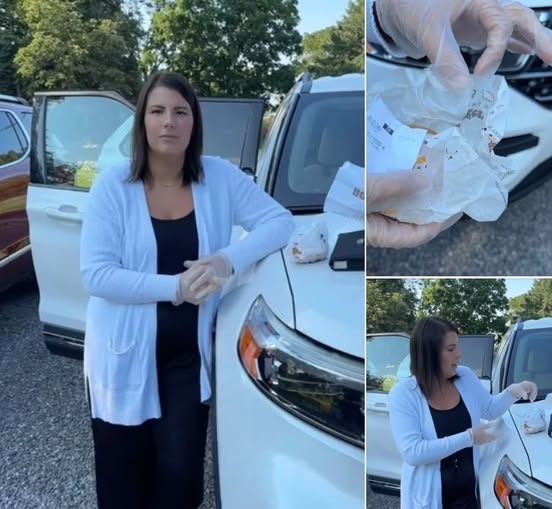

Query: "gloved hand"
left=374, top=0, right=552, bottom=90
left=366, top=171, right=459, bottom=248
left=181, top=252, right=233, bottom=301
left=508, top=381, right=538, bottom=402
left=173, top=263, right=220, bottom=306
left=470, top=422, right=498, bottom=445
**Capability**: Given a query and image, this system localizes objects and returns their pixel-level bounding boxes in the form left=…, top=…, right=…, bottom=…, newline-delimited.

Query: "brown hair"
left=128, top=71, right=203, bottom=185
left=410, top=317, right=460, bottom=398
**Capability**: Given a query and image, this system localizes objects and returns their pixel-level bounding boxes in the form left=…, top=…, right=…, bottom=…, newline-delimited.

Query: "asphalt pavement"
left=0, top=278, right=215, bottom=509
left=367, top=177, right=552, bottom=276
left=366, top=488, right=400, bottom=509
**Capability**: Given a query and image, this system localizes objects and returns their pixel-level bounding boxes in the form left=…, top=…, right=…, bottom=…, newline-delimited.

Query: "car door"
left=27, top=90, right=264, bottom=358
left=365, top=332, right=495, bottom=495
left=0, top=108, right=31, bottom=291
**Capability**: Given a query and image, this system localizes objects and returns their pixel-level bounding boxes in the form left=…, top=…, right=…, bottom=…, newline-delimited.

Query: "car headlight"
left=494, top=455, right=552, bottom=508
left=367, top=8, right=552, bottom=109
left=237, top=296, right=364, bottom=448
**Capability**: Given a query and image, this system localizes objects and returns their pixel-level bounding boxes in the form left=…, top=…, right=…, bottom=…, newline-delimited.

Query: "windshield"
left=506, top=328, right=552, bottom=399
left=366, top=335, right=410, bottom=393
left=272, top=91, right=364, bottom=211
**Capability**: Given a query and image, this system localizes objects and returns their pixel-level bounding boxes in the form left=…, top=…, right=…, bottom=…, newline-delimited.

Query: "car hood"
left=283, top=212, right=364, bottom=359
left=509, top=401, right=552, bottom=486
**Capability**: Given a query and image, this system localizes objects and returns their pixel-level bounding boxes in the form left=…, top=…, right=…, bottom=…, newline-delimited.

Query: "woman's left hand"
left=183, top=252, right=233, bottom=299
left=508, top=381, right=538, bottom=402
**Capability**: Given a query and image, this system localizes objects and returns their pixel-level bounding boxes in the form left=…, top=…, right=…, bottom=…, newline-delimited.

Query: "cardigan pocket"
left=105, top=336, right=141, bottom=389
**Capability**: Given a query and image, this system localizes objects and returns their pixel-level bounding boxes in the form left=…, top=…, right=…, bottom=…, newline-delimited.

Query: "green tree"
left=143, top=0, right=302, bottom=97
left=419, top=279, right=508, bottom=335
left=366, top=279, right=418, bottom=333
left=508, top=279, right=552, bottom=321
left=0, top=0, right=28, bottom=96
left=14, top=0, right=142, bottom=98
left=298, top=0, right=364, bottom=77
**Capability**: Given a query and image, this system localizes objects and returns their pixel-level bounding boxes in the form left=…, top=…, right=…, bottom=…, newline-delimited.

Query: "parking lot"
left=0, top=278, right=215, bottom=509
left=367, top=177, right=552, bottom=276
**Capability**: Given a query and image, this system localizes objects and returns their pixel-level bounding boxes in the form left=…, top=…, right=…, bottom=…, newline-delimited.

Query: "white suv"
left=366, top=320, right=552, bottom=507
left=367, top=0, right=552, bottom=203
left=26, top=73, right=365, bottom=509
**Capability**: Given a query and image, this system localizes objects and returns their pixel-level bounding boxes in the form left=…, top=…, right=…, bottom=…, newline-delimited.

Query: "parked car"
left=366, top=0, right=552, bottom=204
left=0, top=94, right=34, bottom=292
left=366, top=318, right=552, bottom=507
left=27, top=72, right=365, bottom=509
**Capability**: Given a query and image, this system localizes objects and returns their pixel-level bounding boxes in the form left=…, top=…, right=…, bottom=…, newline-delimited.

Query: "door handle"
left=366, top=402, right=389, bottom=414
left=44, top=206, right=83, bottom=223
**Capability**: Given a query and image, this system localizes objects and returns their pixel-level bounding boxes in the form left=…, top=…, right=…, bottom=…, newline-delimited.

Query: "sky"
left=297, top=0, right=350, bottom=34
left=505, top=278, right=534, bottom=299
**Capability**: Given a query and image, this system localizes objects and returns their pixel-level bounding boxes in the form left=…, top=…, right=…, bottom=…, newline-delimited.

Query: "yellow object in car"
left=74, top=163, right=97, bottom=189
left=382, top=376, right=397, bottom=393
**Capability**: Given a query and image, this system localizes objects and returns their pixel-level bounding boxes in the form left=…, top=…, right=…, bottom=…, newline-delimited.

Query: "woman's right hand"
left=470, top=422, right=498, bottom=445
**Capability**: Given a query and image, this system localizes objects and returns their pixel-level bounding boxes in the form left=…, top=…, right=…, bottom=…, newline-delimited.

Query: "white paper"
left=367, top=98, right=427, bottom=173
left=367, top=66, right=516, bottom=224
left=323, top=161, right=364, bottom=219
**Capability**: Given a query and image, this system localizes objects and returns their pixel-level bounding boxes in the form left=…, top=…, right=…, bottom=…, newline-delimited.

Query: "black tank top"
left=429, top=395, right=477, bottom=509
left=151, top=211, right=199, bottom=370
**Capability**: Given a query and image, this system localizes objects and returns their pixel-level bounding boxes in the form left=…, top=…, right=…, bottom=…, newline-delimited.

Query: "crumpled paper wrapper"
left=521, top=407, right=546, bottom=434
left=367, top=66, right=516, bottom=224
left=289, top=221, right=329, bottom=263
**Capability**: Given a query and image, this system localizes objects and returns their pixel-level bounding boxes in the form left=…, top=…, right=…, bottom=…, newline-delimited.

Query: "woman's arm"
left=80, top=170, right=179, bottom=304
left=366, top=0, right=407, bottom=57
left=218, top=162, right=295, bottom=274
left=389, top=383, right=472, bottom=466
left=460, top=367, right=518, bottom=421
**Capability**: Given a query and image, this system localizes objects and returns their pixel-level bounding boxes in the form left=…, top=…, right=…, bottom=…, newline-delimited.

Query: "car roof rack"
left=0, top=94, right=29, bottom=106
left=295, top=72, right=312, bottom=94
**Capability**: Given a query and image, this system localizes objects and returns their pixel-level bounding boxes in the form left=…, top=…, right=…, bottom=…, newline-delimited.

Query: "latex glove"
left=508, top=381, right=538, bottom=402
left=375, top=0, right=552, bottom=90
left=366, top=171, right=459, bottom=248
left=470, top=422, right=498, bottom=445
left=182, top=252, right=233, bottom=300
left=173, top=263, right=220, bottom=306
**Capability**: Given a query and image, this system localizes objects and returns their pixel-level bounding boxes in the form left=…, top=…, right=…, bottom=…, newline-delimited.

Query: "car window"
left=507, top=328, right=552, bottom=397
left=0, top=111, right=28, bottom=167
left=44, top=95, right=133, bottom=188
left=366, top=334, right=410, bottom=394
left=273, top=91, right=364, bottom=210
left=19, top=111, right=32, bottom=134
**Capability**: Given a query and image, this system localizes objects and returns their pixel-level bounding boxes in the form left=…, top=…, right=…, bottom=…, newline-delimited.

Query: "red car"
left=0, top=94, right=33, bottom=292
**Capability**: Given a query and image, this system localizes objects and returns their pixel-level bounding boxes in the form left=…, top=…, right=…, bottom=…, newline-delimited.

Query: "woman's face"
left=144, top=86, right=194, bottom=158
left=439, top=331, right=462, bottom=380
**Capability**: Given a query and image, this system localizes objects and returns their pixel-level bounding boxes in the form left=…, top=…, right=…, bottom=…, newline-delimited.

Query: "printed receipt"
left=367, top=98, right=427, bottom=173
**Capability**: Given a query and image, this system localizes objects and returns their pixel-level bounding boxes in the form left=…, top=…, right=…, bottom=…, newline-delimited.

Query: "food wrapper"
left=521, top=407, right=546, bottom=434
left=323, top=161, right=364, bottom=220
left=289, top=221, right=329, bottom=264
left=367, top=66, right=516, bottom=224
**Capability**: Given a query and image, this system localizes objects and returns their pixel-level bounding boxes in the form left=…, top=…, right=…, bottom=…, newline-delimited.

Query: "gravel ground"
left=366, top=487, right=400, bottom=509
left=366, top=178, right=552, bottom=276
left=0, top=278, right=215, bottom=509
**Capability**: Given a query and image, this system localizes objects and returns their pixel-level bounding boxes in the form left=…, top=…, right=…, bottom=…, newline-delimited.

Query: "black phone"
left=548, top=414, right=552, bottom=438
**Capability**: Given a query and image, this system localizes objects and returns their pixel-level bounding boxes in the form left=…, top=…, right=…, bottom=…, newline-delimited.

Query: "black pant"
left=90, top=363, right=210, bottom=509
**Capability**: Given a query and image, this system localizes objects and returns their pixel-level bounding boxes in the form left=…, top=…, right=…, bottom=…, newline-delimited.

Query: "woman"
left=388, top=317, right=537, bottom=509
left=80, top=71, right=294, bottom=509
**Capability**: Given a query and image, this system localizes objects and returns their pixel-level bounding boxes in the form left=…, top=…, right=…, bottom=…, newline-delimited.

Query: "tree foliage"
left=14, top=0, right=143, bottom=99
left=298, top=0, right=364, bottom=77
left=507, top=279, right=552, bottom=322
left=0, top=0, right=28, bottom=95
left=143, top=0, right=302, bottom=97
left=419, top=279, right=508, bottom=335
left=366, top=279, right=418, bottom=333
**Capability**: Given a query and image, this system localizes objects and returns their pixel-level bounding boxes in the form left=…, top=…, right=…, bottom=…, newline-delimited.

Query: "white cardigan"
left=80, top=156, right=295, bottom=425
left=388, top=366, right=517, bottom=509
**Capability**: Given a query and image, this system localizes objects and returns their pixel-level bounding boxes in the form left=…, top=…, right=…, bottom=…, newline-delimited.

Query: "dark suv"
left=0, top=94, right=33, bottom=292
